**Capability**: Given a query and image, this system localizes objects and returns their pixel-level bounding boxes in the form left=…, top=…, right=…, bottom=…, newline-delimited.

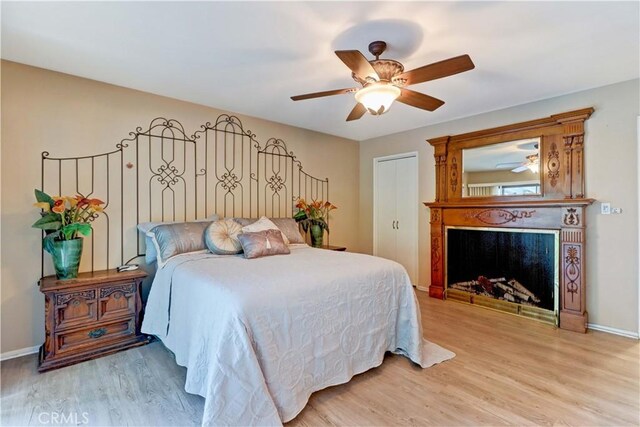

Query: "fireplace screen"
left=446, top=227, right=558, bottom=313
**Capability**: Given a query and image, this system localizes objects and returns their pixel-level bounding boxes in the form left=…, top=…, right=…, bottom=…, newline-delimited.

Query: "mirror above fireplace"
left=462, top=137, right=541, bottom=197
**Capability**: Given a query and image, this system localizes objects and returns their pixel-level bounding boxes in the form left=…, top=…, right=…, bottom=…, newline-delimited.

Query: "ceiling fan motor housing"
left=352, top=60, right=405, bottom=86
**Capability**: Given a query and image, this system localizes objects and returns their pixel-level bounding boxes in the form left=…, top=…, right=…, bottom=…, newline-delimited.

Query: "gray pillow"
left=238, top=229, right=291, bottom=259
left=204, top=219, right=243, bottom=255
left=233, top=217, right=305, bottom=244
left=138, top=215, right=219, bottom=263
left=148, top=221, right=211, bottom=267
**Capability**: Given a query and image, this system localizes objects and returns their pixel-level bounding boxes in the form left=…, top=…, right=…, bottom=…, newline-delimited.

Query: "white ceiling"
left=2, top=1, right=638, bottom=141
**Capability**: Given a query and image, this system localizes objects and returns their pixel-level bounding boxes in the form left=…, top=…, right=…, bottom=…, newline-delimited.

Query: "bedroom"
left=1, top=1, right=639, bottom=426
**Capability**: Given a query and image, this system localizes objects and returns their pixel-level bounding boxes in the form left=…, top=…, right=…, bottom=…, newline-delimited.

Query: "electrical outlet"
left=601, top=202, right=611, bottom=215
left=611, top=207, right=622, bottom=214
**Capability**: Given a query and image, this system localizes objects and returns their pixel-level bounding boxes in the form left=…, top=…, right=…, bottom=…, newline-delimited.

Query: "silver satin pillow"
left=149, top=221, right=211, bottom=267
left=233, top=217, right=305, bottom=244
left=205, top=219, right=243, bottom=255
left=238, top=229, right=291, bottom=259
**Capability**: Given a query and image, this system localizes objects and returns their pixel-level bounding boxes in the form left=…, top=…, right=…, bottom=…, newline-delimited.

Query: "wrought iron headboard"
left=40, top=115, right=328, bottom=276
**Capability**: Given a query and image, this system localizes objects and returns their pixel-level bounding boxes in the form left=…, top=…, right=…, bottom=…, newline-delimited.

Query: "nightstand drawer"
left=99, top=283, right=136, bottom=321
left=55, top=289, right=98, bottom=330
left=55, top=318, right=135, bottom=354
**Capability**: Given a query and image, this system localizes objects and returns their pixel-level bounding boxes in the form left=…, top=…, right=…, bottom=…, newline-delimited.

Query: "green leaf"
left=293, top=211, right=307, bottom=221
left=34, top=189, right=54, bottom=206
left=43, top=232, right=59, bottom=254
left=32, top=213, right=62, bottom=230
left=61, top=223, right=92, bottom=240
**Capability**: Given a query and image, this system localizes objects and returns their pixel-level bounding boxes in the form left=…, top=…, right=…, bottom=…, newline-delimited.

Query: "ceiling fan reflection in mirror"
left=511, top=154, right=540, bottom=173
left=291, top=40, right=475, bottom=121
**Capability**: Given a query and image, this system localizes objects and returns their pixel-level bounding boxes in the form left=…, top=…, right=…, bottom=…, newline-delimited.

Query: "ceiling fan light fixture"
left=354, top=83, right=401, bottom=116
left=527, top=163, right=540, bottom=173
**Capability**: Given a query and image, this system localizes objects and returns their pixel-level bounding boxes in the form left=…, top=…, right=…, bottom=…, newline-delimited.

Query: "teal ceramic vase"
left=309, top=224, right=324, bottom=248
left=50, top=238, right=83, bottom=279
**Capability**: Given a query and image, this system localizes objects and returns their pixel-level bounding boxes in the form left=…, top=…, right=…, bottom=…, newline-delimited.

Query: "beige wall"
left=360, top=79, right=639, bottom=334
left=0, top=61, right=359, bottom=354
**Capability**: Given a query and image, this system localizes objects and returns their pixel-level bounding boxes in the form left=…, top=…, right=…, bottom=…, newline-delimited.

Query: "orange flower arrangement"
left=293, top=198, right=337, bottom=233
left=33, top=190, right=104, bottom=252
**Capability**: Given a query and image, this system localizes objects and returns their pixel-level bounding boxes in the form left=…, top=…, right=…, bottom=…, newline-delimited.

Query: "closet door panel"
left=395, top=156, right=418, bottom=284
left=374, top=159, right=397, bottom=262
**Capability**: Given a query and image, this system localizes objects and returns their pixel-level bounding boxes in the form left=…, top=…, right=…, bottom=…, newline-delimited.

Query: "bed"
left=141, top=244, right=454, bottom=426
left=39, top=116, right=454, bottom=426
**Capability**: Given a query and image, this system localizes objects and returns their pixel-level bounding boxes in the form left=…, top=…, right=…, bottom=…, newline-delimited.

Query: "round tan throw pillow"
left=205, top=219, right=243, bottom=255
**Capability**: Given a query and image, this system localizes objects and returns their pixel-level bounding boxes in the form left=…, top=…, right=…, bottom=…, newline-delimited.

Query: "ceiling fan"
left=511, top=154, right=540, bottom=173
left=291, top=40, right=475, bottom=121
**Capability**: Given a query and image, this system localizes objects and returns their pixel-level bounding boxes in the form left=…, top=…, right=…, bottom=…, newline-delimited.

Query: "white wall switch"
left=601, top=202, right=611, bottom=215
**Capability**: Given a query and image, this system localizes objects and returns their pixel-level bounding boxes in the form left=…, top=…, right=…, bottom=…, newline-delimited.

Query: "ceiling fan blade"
left=346, top=103, right=367, bottom=121
left=511, top=165, right=529, bottom=173
left=398, top=54, right=475, bottom=86
left=291, top=88, right=356, bottom=101
left=335, top=50, right=379, bottom=81
left=397, top=89, right=445, bottom=111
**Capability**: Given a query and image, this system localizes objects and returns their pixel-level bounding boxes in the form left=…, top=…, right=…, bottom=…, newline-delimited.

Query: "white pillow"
left=137, top=215, right=219, bottom=263
left=241, top=216, right=289, bottom=245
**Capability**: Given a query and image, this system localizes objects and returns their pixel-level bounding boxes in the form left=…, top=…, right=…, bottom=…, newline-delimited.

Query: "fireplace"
left=424, top=108, right=595, bottom=332
left=446, top=227, right=559, bottom=324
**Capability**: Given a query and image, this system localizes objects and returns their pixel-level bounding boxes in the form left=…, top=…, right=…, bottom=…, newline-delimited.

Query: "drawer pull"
left=88, top=328, right=107, bottom=339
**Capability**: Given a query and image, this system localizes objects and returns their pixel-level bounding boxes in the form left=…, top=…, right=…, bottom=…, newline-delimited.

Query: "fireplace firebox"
left=446, top=227, right=559, bottom=324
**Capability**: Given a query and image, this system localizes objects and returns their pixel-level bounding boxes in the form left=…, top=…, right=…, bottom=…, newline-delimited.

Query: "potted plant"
left=293, top=198, right=337, bottom=248
left=32, top=189, right=104, bottom=279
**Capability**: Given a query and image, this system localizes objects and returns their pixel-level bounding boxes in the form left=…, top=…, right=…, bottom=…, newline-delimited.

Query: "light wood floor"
left=2, top=292, right=639, bottom=426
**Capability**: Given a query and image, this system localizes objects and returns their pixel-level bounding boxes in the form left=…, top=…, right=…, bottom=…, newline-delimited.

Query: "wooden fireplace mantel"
left=425, top=108, right=595, bottom=333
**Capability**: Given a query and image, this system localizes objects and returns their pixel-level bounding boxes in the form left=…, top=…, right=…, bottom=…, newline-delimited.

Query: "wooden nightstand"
left=318, top=245, right=347, bottom=251
left=38, top=269, right=150, bottom=372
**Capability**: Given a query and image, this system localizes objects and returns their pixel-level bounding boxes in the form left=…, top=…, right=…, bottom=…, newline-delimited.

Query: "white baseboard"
left=587, top=323, right=639, bottom=339
left=0, top=345, right=39, bottom=362
left=416, top=285, right=429, bottom=292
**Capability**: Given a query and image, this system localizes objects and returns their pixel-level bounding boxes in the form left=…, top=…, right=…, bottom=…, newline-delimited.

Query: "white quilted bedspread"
left=142, top=245, right=454, bottom=426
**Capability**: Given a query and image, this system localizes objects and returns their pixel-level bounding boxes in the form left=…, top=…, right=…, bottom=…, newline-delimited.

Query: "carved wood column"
left=556, top=112, right=589, bottom=198
left=430, top=137, right=448, bottom=202
left=429, top=208, right=444, bottom=298
left=559, top=207, right=588, bottom=332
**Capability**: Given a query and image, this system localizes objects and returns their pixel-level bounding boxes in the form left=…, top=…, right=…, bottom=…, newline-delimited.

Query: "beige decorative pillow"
left=234, top=217, right=304, bottom=244
left=205, top=219, right=243, bottom=255
left=238, top=229, right=291, bottom=259
left=271, top=218, right=305, bottom=244
left=148, top=221, right=211, bottom=267
left=240, top=216, right=290, bottom=245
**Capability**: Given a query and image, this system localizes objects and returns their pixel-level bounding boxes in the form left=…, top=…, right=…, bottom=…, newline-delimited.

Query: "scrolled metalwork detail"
left=220, top=172, right=241, bottom=191
left=155, top=164, right=181, bottom=186
left=41, top=114, right=329, bottom=275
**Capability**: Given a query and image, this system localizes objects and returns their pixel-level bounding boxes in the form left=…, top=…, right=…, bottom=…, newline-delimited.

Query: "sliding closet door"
left=374, top=153, right=418, bottom=285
